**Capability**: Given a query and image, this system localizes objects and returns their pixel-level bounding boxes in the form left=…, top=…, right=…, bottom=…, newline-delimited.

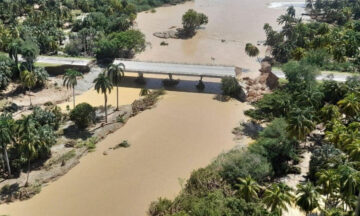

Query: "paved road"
left=19, top=55, right=93, bottom=66
left=273, top=69, right=357, bottom=82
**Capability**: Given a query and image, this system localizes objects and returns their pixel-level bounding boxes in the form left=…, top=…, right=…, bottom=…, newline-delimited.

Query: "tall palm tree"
left=236, top=176, right=261, bottom=202
left=0, top=113, right=14, bottom=177
left=263, top=183, right=294, bottom=214
left=16, top=115, right=39, bottom=186
left=94, top=73, right=113, bottom=123
left=296, top=182, right=321, bottom=216
left=337, top=93, right=360, bottom=119
left=63, top=69, right=83, bottom=109
left=20, top=70, right=37, bottom=107
left=106, top=63, right=125, bottom=110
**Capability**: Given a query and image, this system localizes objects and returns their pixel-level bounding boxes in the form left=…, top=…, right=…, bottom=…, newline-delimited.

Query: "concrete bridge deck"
left=114, top=59, right=240, bottom=78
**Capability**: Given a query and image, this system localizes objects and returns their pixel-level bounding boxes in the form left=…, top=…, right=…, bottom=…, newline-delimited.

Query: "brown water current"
left=0, top=1, right=303, bottom=215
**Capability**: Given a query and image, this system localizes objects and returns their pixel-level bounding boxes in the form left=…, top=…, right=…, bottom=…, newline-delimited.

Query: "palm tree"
left=0, top=113, right=14, bottom=177
left=287, top=107, right=316, bottom=141
left=338, top=165, right=360, bottom=211
left=8, top=38, right=23, bottom=69
left=317, top=169, right=340, bottom=206
left=16, top=115, right=39, bottom=186
left=245, top=43, right=260, bottom=58
left=63, top=69, right=83, bottom=109
left=94, top=73, right=113, bottom=123
left=236, top=176, right=261, bottom=202
left=106, top=63, right=125, bottom=110
left=338, top=93, right=360, bottom=119
left=287, top=6, right=296, bottom=17
left=296, top=182, right=321, bottom=216
left=263, top=183, right=294, bottom=214
left=348, top=140, right=360, bottom=161
left=20, top=70, right=37, bottom=107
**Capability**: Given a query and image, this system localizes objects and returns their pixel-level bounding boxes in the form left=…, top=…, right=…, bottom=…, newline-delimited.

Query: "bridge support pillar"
left=196, top=76, right=205, bottom=91
left=138, top=72, right=144, bottom=78
left=168, top=74, right=173, bottom=80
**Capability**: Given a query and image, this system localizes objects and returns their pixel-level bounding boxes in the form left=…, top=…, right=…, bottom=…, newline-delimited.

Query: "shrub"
left=220, top=150, right=272, bottom=185
left=308, top=144, right=345, bottom=182
left=30, top=107, right=60, bottom=130
left=69, top=103, right=96, bottom=129
left=148, top=198, right=173, bottom=216
left=184, top=167, right=232, bottom=196
left=244, top=90, right=292, bottom=121
left=64, top=40, right=82, bottom=56
left=114, top=140, right=130, bottom=149
left=249, top=118, right=299, bottom=176
left=76, top=137, right=98, bottom=151
left=221, top=77, right=242, bottom=98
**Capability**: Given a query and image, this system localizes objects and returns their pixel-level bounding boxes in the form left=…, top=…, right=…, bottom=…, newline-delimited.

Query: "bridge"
left=33, top=56, right=241, bottom=82
left=113, top=59, right=241, bottom=79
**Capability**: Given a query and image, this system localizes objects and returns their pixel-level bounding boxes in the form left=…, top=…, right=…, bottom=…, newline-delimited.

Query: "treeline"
left=264, top=4, right=360, bottom=72
left=0, top=0, right=188, bottom=63
left=149, top=59, right=360, bottom=215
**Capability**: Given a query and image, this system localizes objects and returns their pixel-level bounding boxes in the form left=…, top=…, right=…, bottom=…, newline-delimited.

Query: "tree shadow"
left=63, top=125, right=93, bottom=140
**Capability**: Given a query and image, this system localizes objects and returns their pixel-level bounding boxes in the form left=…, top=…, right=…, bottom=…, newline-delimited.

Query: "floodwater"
left=135, top=0, right=305, bottom=74
left=0, top=1, right=304, bottom=215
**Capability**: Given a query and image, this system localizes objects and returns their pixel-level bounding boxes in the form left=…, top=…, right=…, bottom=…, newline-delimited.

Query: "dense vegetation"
left=0, top=105, right=61, bottom=185
left=264, top=4, right=360, bottom=72
left=0, top=0, right=188, bottom=64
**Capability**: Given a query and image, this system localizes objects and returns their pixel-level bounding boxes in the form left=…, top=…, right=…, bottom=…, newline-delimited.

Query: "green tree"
left=106, top=63, right=125, bottom=110
left=16, top=115, right=40, bottom=186
left=63, top=69, right=83, bottom=109
left=20, top=70, right=37, bottom=107
left=8, top=38, right=23, bottom=68
left=0, top=113, right=14, bottom=177
left=236, top=176, right=261, bottom=202
left=337, top=93, right=360, bottom=119
left=181, top=9, right=208, bottom=36
left=296, top=182, right=321, bottom=216
left=20, top=40, right=39, bottom=72
left=94, top=73, right=113, bottom=123
left=245, top=43, right=260, bottom=58
left=317, top=169, right=340, bottom=206
left=287, top=107, right=316, bottom=141
left=69, top=103, right=96, bottom=129
left=338, top=165, right=360, bottom=210
left=263, top=183, right=294, bottom=214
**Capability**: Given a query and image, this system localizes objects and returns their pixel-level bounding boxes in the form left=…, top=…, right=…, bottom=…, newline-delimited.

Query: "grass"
left=71, top=9, right=82, bottom=16
left=34, top=62, right=62, bottom=67
left=75, top=136, right=98, bottom=152
left=45, top=149, right=76, bottom=169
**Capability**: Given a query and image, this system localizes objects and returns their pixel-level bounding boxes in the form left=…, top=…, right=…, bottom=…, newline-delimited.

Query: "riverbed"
left=0, top=1, right=304, bottom=215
